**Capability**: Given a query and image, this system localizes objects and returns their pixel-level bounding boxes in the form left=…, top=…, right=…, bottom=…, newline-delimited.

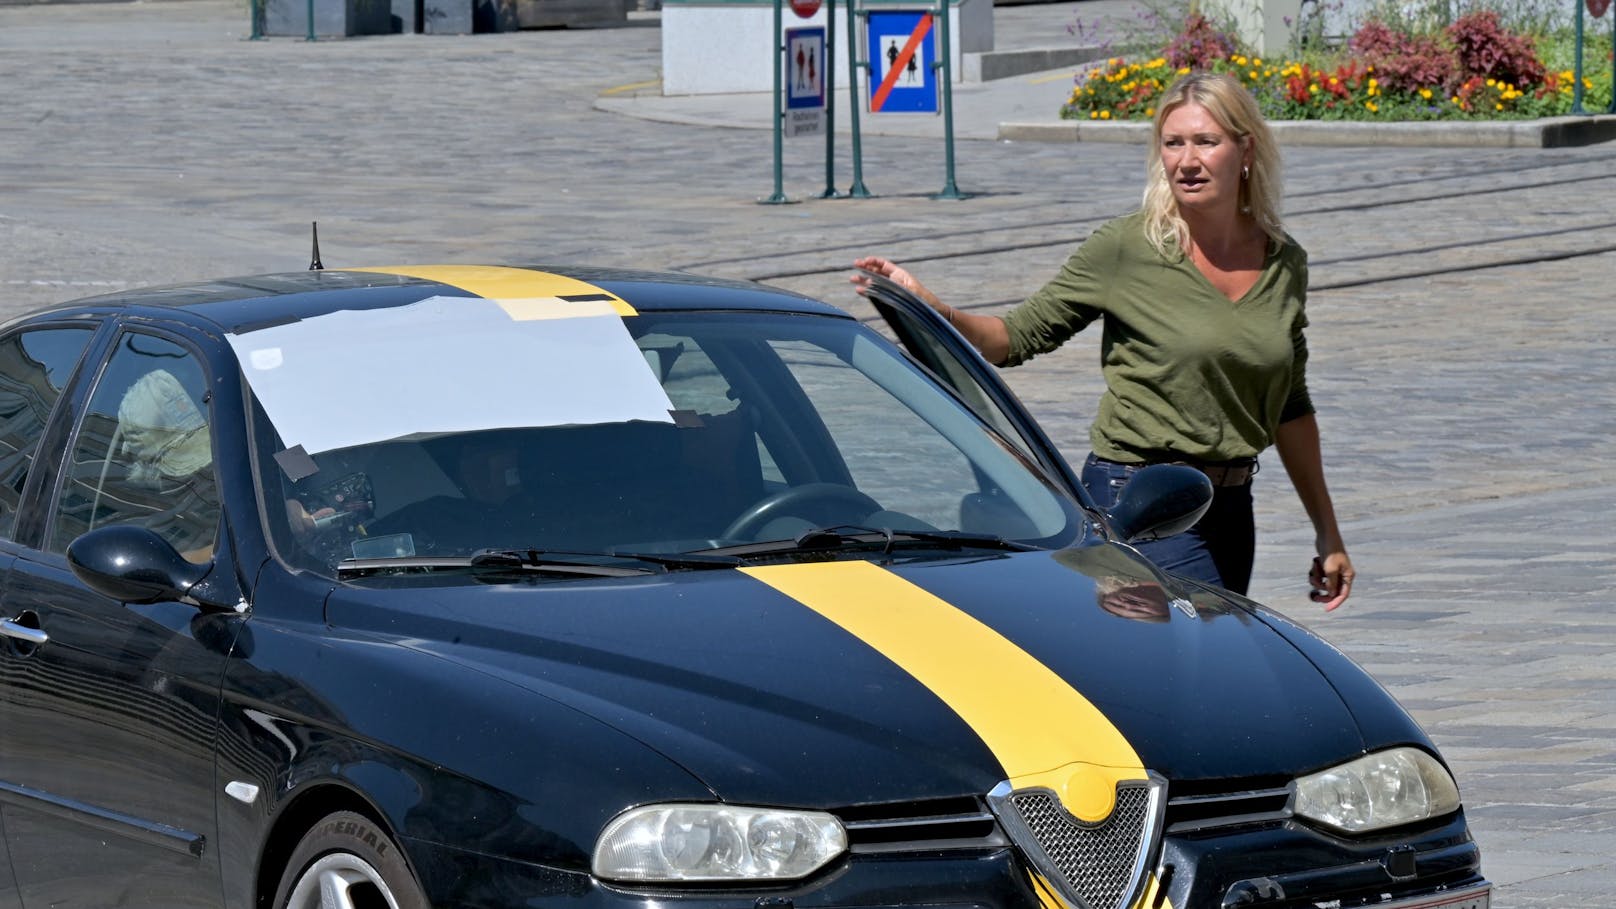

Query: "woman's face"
left=1159, top=101, right=1250, bottom=217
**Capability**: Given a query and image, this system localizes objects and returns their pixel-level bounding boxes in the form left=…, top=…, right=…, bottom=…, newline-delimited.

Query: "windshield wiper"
left=336, top=548, right=746, bottom=580
left=337, top=551, right=654, bottom=580
left=696, top=525, right=1038, bottom=559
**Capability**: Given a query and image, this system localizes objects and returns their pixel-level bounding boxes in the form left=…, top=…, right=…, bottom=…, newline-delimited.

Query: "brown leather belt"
left=1170, top=459, right=1258, bottom=487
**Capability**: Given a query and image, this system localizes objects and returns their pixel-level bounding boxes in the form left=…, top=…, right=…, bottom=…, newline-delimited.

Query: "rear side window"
left=0, top=327, right=96, bottom=539
left=51, top=333, right=218, bottom=563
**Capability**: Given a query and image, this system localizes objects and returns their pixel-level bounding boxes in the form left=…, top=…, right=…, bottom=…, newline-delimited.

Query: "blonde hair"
left=1142, top=72, right=1285, bottom=258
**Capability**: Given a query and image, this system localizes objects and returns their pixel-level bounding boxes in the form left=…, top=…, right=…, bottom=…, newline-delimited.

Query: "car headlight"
left=1292, top=747, right=1462, bottom=834
left=593, top=804, right=847, bottom=882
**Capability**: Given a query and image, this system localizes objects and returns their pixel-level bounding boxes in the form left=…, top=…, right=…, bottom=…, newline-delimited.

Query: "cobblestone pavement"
left=2, top=1, right=1614, bottom=904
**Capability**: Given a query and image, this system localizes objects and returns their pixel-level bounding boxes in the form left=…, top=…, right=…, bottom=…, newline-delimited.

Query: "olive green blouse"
left=1002, top=211, right=1313, bottom=464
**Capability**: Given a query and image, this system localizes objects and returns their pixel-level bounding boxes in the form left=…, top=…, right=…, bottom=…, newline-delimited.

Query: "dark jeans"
left=1080, top=453, right=1255, bottom=595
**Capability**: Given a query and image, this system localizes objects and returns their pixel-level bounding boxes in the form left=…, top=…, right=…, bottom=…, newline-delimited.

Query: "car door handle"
left=0, top=618, right=48, bottom=646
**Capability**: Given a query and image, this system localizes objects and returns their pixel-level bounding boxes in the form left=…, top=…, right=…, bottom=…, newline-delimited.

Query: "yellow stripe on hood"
left=345, top=265, right=637, bottom=316
left=741, top=560, right=1146, bottom=820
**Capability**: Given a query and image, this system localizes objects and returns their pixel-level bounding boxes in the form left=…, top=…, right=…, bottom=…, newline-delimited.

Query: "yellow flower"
left=1495, top=103, right=1503, bottom=110
left=1420, top=88, right=1433, bottom=100
left=1451, top=95, right=1460, bottom=104
left=1253, top=57, right=1263, bottom=66
left=1100, top=110, right=1111, bottom=120
left=1309, top=83, right=1319, bottom=94
left=1249, top=70, right=1258, bottom=80
left=1179, top=67, right=1191, bottom=75
left=1145, top=108, right=1154, bottom=117
left=1485, top=78, right=1495, bottom=87
left=1366, top=101, right=1378, bottom=112
left=1090, top=110, right=1099, bottom=119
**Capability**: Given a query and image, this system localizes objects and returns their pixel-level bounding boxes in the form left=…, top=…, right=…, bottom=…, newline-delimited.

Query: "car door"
left=0, top=326, right=234, bottom=909
left=861, top=275, right=1088, bottom=502
left=0, top=321, right=103, bottom=909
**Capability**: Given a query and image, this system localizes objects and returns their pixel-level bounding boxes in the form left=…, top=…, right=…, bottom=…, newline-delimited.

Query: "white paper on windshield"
left=228, top=295, right=675, bottom=455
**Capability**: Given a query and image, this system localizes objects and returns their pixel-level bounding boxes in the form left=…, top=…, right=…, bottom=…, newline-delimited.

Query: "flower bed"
left=1061, top=10, right=1615, bottom=122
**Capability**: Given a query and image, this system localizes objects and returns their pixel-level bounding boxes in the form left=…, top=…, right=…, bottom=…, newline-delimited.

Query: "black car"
left=0, top=265, right=1489, bottom=909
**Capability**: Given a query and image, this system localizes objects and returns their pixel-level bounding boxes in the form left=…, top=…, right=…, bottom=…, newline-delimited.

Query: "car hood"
left=326, top=545, right=1390, bottom=808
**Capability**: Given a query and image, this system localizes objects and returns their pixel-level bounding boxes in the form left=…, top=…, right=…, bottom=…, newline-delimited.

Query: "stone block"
left=264, top=0, right=391, bottom=37
left=515, top=0, right=627, bottom=28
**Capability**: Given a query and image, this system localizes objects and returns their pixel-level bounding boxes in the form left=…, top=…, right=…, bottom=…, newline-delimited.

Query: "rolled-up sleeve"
left=1001, top=225, right=1115, bottom=367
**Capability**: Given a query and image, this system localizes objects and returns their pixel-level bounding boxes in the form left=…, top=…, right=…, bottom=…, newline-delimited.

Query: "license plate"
left=1368, top=885, right=1490, bottom=909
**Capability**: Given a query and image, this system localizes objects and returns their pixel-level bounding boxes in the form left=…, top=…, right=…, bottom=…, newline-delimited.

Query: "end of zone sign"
left=866, top=9, right=938, bottom=113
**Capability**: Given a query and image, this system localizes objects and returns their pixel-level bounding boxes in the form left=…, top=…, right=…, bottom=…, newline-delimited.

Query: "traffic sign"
left=789, top=0, right=820, bottom=18
left=783, top=26, right=826, bottom=137
left=866, top=10, right=938, bottom=113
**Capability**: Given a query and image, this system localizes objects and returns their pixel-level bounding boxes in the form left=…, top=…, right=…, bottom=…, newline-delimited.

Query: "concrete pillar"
left=1203, top=0, right=1301, bottom=58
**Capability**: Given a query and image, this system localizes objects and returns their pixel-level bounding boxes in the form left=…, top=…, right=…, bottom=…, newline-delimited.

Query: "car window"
left=640, top=331, right=785, bottom=486
left=250, top=311, right=1080, bottom=576
left=0, top=326, right=96, bottom=539
left=50, top=333, right=218, bottom=563
left=770, top=338, right=979, bottom=530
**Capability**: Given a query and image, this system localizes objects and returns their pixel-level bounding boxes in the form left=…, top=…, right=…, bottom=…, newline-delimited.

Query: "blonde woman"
left=852, top=72, right=1353, bottom=609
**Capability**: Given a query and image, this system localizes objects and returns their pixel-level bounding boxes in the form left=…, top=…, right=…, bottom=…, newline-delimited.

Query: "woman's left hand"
left=1309, top=549, right=1354, bottom=611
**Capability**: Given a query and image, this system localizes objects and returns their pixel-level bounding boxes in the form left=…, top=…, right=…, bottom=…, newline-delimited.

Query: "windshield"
left=240, top=304, right=1083, bottom=577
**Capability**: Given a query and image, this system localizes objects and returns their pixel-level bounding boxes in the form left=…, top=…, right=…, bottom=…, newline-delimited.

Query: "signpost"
left=1573, top=0, right=1616, bottom=114
left=861, top=4, right=965, bottom=198
left=763, top=0, right=967, bottom=201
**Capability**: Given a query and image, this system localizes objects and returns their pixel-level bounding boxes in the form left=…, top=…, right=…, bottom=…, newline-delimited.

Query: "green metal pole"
left=931, top=0, right=967, bottom=200
left=1573, top=0, right=1586, bottom=114
left=763, top=0, right=791, bottom=204
left=845, top=0, right=872, bottom=197
left=306, top=0, right=316, bottom=41
left=1609, top=6, right=1615, bottom=114
left=821, top=5, right=843, bottom=198
left=249, top=0, right=264, bottom=39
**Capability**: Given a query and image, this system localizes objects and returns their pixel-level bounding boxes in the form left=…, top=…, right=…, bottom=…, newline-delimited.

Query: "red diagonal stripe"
left=870, top=13, right=932, bottom=113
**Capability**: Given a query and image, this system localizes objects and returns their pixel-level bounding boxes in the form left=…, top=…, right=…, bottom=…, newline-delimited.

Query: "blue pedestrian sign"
left=866, top=9, right=938, bottom=113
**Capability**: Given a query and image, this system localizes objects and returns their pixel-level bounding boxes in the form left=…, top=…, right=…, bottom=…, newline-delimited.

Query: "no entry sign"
left=790, top=0, right=821, bottom=18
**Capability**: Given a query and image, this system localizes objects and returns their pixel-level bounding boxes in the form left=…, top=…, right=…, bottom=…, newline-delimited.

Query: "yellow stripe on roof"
left=741, top=561, right=1146, bottom=822
left=346, top=265, right=636, bottom=316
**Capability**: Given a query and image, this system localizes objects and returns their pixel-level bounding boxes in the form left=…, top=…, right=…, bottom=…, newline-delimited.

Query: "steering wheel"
left=722, top=483, right=883, bottom=541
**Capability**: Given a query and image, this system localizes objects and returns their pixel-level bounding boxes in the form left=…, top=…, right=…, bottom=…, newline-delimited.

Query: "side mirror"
left=1105, top=464, right=1213, bottom=543
left=67, top=525, right=210, bottom=605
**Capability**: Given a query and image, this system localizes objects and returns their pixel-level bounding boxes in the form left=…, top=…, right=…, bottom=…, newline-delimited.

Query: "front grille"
left=989, top=778, right=1165, bottom=909
left=1164, top=785, right=1292, bottom=835
left=837, top=797, right=1007, bottom=853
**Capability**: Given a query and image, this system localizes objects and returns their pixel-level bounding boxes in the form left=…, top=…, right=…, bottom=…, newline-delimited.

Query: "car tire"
left=273, top=810, right=428, bottom=909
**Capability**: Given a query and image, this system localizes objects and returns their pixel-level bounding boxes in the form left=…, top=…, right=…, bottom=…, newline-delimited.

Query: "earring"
left=1242, top=165, right=1250, bottom=180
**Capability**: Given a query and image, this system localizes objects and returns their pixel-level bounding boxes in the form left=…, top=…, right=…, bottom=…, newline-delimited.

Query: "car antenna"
left=308, top=221, right=324, bottom=270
